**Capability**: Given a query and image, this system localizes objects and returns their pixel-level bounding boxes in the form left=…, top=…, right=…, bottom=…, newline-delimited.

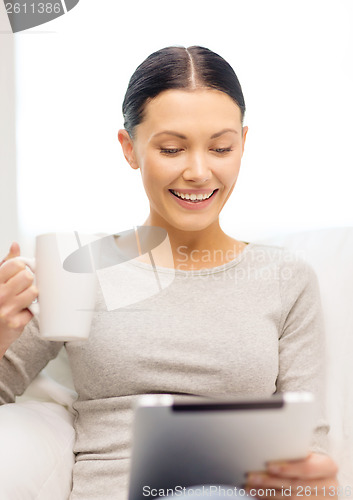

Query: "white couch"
left=0, top=227, right=352, bottom=499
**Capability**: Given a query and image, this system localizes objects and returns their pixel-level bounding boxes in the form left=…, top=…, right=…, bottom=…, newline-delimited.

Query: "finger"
left=6, top=268, right=34, bottom=296
left=247, top=473, right=291, bottom=491
left=266, top=453, right=338, bottom=480
left=247, top=472, right=337, bottom=490
left=0, top=259, right=26, bottom=283
left=0, top=285, right=38, bottom=320
left=2, top=308, right=33, bottom=332
left=15, top=285, right=38, bottom=314
left=0, top=242, right=21, bottom=266
left=8, top=242, right=21, bottom=259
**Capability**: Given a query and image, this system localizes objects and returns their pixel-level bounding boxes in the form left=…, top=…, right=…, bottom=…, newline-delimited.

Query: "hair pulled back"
left=122, top=45, right=246, bottom=139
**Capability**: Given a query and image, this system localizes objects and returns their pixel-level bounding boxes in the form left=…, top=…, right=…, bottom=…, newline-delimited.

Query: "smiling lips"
left=169, top=188, right=218, bottom=209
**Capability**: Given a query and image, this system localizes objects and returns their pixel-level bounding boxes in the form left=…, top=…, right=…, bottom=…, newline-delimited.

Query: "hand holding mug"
left=1, top=233, right=99, bottom=344
left=0, top=242, right=38, bottom=356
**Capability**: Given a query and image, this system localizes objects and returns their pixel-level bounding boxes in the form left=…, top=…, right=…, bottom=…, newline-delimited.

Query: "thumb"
left=1, top=242, right=21, bottom=265
left=8, top=242, right=21, bottom=258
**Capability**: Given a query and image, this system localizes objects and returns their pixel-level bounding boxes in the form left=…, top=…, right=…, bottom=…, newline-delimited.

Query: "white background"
left=2, top=0, right=353, bottom=255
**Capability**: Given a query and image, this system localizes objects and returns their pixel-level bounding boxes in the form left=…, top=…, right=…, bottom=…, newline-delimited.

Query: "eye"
left=160, top=148, right=182, bottom=155
left=212, top=147, right=233, bottom=154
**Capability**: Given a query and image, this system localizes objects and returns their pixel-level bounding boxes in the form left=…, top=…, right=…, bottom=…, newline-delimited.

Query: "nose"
left=182, top=152, right=212, bottom=183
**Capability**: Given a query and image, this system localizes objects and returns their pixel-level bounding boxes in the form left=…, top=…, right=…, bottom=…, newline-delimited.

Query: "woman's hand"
left=246, top=453, right=339, bottom=499
left=0, top=242, right=37, bottom=356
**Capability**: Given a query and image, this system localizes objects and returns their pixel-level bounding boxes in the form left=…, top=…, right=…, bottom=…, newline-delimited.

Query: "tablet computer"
left=128, top=392, right=317, bottom=500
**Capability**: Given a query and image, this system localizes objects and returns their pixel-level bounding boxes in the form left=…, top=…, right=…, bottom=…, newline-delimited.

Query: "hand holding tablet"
left=128, top=392, right=319, bottom=500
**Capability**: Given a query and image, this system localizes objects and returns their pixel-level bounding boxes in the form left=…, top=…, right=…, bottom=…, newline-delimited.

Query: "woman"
left=0, top=45, right=338, bottom=499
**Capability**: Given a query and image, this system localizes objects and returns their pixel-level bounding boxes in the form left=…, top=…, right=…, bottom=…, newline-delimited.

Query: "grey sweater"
left=0, top=242, right=328, bottom=499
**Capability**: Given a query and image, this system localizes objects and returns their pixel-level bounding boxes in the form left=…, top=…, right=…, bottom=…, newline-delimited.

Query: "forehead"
left=137, top=88, right=242, bottom=137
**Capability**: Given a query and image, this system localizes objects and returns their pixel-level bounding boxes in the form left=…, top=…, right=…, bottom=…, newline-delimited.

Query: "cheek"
left=216, top=159, right=241, bottom=188
left=141, top=154, right=180, bottom=186
left=139, top=157, right=170, bottom=195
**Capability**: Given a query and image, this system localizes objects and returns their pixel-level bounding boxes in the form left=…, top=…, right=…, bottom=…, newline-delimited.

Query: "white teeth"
left=171, top=190, right=214, bottom=201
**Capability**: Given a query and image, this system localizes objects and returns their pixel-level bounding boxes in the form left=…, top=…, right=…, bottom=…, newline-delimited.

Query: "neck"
left=142, top=215, right=245, bottom=270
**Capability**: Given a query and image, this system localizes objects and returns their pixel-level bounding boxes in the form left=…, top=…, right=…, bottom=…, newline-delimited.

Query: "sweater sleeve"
left=0, top=315, right=64, bottom=404
left=277, top=251, right=329, bottom=454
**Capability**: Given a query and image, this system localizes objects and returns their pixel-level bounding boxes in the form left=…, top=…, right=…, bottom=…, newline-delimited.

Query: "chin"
left=168, top=217, right=216, bottom=233
left=151, top=205, right=219, bottom=233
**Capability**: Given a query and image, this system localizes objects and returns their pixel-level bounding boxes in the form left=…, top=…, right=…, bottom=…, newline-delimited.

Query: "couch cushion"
left=0, top=401, right=75, bottom=499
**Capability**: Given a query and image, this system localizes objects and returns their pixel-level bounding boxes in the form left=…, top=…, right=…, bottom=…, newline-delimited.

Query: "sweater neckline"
left=108, top=234, right=255, bottom=276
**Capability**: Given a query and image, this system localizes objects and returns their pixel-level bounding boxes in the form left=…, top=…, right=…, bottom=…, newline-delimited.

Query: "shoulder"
left=244, top=242, right=320, bottom=296
left=245, top=242, right=317, bottom=274
left=244, top=244, right=323, bottom=336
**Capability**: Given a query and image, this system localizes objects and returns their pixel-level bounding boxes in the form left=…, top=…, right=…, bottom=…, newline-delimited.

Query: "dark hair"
left=122, top=45, right=246, bottom=139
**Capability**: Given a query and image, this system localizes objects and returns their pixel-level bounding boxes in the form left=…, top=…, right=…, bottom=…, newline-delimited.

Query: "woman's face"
left=118, top=88, right=248, bottom=233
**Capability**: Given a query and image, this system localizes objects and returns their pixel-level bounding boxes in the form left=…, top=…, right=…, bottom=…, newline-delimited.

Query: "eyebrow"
left=152, top=128, right=238, bottom=140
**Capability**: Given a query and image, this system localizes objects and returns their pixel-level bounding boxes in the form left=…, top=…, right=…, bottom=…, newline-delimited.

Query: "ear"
left=241, top=126, right=248, bottom=155
left=117, top=129, right=139, bottom=169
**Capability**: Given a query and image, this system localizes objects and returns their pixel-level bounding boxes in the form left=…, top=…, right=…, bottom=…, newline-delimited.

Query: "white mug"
left=12, top=232, right=99, bottom=342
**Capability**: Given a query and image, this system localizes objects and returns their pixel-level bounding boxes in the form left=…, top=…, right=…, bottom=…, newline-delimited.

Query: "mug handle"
left=12, top=256, right=39, bottom=316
